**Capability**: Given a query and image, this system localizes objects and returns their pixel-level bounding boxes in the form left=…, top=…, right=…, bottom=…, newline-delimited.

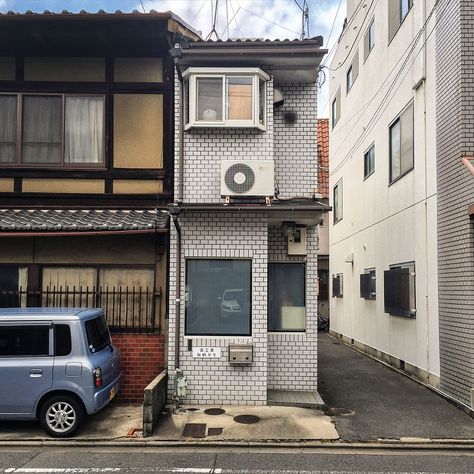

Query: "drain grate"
left=207, top=427, right=223, bottom=436
left=328, top=408, right=355, bottom=416
left=186, top=408, right=199, bottom=412
left=183, top=423, right=207, bottom=438
left=233, top=414, right=260, bottom=424
left=204, top=408, right=225, bottom=416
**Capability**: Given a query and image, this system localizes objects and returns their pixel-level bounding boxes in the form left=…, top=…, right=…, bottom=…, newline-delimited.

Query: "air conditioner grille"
left=224, top=163, right=255, bottom=194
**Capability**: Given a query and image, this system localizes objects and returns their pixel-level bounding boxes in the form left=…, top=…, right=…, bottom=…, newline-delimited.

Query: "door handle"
left=29, top=368, right=43, bottom=377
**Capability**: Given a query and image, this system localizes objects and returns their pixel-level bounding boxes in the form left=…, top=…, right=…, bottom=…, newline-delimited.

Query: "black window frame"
left=360, top=268, right=376, bottom=300
left=332, top=273, right=343, bottom=298
left=384, top=262, right=416, bottom=318
left=364, top=143, right=375, bottom=179
left=185, top=258, right=252, bottom=337
left=268, top=262, right=306, bottom=333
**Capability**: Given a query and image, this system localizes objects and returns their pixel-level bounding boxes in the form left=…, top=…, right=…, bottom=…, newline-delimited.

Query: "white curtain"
left=0, top=96, right=17, bottom=163
left=22, top=95, right=62, bottom=164
left=65, top=96, right=104, bottom=164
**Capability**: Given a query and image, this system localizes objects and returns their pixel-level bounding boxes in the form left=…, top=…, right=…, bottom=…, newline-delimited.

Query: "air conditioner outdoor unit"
left=221, top=160, right=275, bottom=197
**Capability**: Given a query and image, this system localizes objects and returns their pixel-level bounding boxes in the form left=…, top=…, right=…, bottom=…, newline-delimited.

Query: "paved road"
left=318, top=334, right=474, bottom=442
left=1, top=447, right=474, bottom=473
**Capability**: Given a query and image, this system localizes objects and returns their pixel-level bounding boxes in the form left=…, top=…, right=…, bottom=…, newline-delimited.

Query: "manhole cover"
left=233, top=414, right=260, bottom=424
left=183, top=423, right=207, bottom=438
left=207, top=427, right=223, bottom=436
left=328, top=408, right=355, bottom=416
left=204, top=408, right=226, bottom=416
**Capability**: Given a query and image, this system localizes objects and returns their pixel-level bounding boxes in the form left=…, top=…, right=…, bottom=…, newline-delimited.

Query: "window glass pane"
left=332, top=99, right=337, bottom=128
left=364, top=145, right=375, bottom=177
left=369, top=20, right=375, bottom=50
left=268, top=263, right=305, bottom=331
left=22, top=95, right=61, bottom=164
left=227, top=77, right=253, bottom=120
left=196, top=77, right=223, bottom=121
left=55, top=324, right=72, bottom=356
left=401, top=0, right=410, bottom=20
left=390, top=119, right=401, bottom=180
left=0, top=325, right=49, bottom=356
left=259, top=79, right=266, bottom=125
left=0, top=265, right=26, bottom=308
left=346, top=67, right=353, bottom=92
left=85, top=314, right=111, bottom=353
left=0, top=95, right=17, bottom=163
left=185, top=259, right=251, bottom=336
left=65, top=96, right=104, bottom=164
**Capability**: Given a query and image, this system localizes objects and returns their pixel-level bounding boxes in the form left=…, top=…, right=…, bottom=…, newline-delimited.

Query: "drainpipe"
left=169, top=42, right=184, bottom=370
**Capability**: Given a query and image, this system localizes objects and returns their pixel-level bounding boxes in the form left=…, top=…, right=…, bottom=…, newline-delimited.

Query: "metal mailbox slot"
left=228, top=344, right=253, bottom=365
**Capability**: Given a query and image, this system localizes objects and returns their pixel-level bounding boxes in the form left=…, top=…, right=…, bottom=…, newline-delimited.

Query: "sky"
left=0, top=0, right=346, bottom=116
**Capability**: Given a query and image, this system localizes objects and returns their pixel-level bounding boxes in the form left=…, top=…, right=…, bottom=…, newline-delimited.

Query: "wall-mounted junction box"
left=229, top=344, right=253, bottom=365
left=288, top=226, right=307, bottom=255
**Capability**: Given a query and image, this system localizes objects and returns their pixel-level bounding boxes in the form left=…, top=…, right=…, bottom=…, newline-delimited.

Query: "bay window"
left=0, top=93, right=105, bottom=167
left=183, top=67, right=269, bottom=130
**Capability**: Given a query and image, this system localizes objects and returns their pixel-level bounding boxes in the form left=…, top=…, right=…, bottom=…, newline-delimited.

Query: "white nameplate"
left=192, top=347, right=222, bottom=358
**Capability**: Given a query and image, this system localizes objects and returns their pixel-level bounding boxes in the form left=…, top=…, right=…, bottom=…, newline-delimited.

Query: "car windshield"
left=85, top=314, right=111, bottom=353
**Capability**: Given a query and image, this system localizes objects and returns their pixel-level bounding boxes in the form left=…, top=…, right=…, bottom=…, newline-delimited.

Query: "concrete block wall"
left=273, top=82, right=318, bottom=198
left=436, top=0, right=474, bottom=408
left=267, top=225, right=319, bottom=391
left=168, top=211, right=268, bottom=405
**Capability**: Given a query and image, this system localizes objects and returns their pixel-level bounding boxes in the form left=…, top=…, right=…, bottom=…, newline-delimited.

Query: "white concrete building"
left=328, top=0, right=440, bottom=387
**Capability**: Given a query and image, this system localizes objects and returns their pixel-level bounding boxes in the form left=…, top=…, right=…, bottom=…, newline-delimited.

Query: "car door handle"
left=29, top=369, right=43, bottom=377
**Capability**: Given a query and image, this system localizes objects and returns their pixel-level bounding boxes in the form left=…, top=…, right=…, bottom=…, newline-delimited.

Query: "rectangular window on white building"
left=331, top=87, right=341, bottom=129
left=185, top=259, right=252, bottom=336
left=389, top=0, right=413, bottom=42
left=384, top=262, right=416, bottom=318
left=364, top=18, right=375, bottom=60
left=333, top=179, right=343, bottom=224
left=364, top=144, right=375, bottom=178
left=389, top=101, right=414, bottom=183
left=332, top=273, right=343, bottom=298
left=360, top=268, right=376, bottom=300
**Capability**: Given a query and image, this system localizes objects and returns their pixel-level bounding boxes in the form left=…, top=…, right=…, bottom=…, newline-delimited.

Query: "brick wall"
left=436, top=0, right=474, bottom=408
left=267, top=225, right=319, bottom=391
left=112, top=333, right=165, bottom=403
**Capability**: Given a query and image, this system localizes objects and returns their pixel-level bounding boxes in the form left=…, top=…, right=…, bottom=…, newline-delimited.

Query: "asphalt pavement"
left=1, top=446, right=474, bottom=473
left=318, top=333, right=474, bottom=442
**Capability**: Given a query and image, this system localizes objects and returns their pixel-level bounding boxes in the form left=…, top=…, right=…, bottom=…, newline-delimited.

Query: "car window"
left=55, top=324, right=72, bottom=356
left=85, top=315, right=111, bottom=353
left=0, top=325, right=50, bottom=356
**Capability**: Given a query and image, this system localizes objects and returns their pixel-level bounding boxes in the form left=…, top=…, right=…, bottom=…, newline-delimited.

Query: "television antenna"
left=295, top=0, right=310, bottom=39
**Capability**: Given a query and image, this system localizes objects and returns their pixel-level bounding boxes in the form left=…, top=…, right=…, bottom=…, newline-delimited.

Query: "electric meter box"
left=229, top=344, right=253, bottom=365
left=288, top=226, right=307, bottom=255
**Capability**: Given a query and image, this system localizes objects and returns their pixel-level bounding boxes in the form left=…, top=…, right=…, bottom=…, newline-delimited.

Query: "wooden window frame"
left=0, top=92, right=106, bottom=170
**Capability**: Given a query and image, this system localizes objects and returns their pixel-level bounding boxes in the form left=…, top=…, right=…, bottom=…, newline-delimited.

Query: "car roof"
left=0, top=307, right=103, bottom=321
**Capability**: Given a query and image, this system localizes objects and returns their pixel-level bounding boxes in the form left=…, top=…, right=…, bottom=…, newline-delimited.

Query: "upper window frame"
left=0, top=92, right=106, bottom=170
left=183, top=67, right=269, bottom=131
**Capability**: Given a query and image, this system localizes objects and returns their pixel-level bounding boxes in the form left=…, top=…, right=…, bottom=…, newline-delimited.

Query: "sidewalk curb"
left=1, top=439, right=474, bottom=450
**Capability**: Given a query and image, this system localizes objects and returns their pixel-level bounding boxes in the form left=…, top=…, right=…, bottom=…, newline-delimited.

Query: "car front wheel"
left=39, top=395, right=85, bottom=438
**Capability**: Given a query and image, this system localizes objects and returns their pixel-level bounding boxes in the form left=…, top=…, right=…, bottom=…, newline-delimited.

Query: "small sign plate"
left=192, top=347, right=222, bottom=358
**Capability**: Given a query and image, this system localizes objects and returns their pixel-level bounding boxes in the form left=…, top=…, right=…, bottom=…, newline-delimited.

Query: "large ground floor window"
left=185, top=259, right=252, bottom=336
left=268, top=262, right=306, bottom=332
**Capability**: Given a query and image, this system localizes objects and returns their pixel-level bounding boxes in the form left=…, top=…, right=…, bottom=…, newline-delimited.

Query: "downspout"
left=170, top=42, right=184, bottom=370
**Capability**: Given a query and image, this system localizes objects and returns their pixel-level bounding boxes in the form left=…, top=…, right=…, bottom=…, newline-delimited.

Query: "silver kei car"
left=0, top=308, right=121, bottom=437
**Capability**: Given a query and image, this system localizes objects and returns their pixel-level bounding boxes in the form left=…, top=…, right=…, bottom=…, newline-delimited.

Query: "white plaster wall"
left=328, top=0, right=440, bottom=378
